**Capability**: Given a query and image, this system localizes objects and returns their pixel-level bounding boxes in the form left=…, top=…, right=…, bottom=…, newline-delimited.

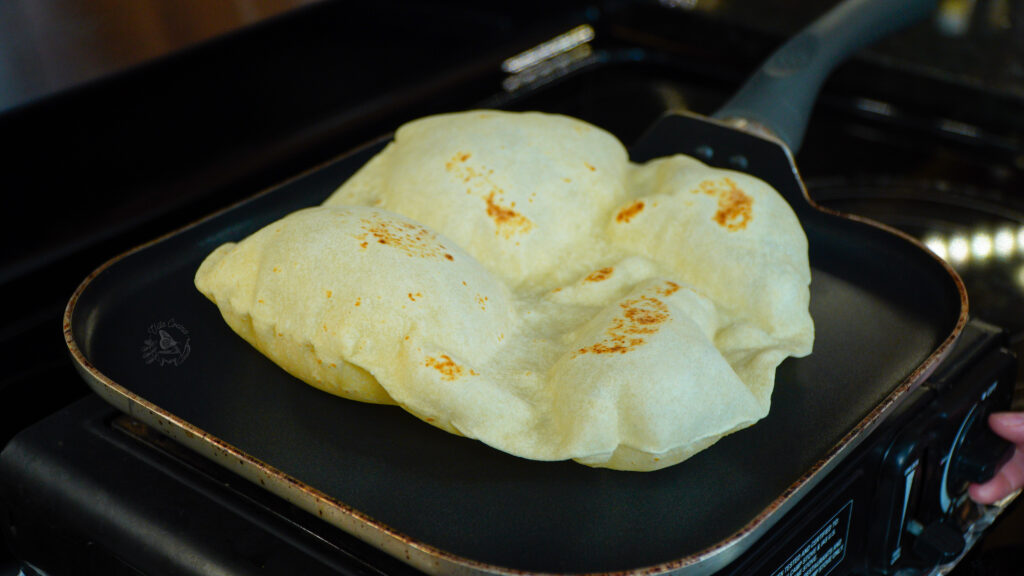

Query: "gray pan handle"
left=711, top=0, right=938, bottom=153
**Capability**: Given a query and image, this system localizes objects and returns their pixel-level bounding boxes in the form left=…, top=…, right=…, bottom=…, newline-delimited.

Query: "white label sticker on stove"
left=771, top=500, right=853, bottom=576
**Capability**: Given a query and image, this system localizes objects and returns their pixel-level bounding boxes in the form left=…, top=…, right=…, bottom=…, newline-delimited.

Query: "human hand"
left=968, top=412, right=1024, bottom=505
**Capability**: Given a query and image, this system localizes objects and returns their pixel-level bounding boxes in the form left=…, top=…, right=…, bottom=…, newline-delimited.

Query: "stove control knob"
left=909, top=519, right=964, bottom=566
left=938, top=365, right=1015, bottom=509
left=952, top=424, right=1014, bottom=485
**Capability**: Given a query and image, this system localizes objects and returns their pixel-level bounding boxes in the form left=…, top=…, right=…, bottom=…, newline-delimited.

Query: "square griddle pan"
left=64, top=0, right=966, bottom=574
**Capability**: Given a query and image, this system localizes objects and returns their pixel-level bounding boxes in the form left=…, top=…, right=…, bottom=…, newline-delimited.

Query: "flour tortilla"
left=196, top=110, right=814, bottom=471
left=328, top=110, right=629, bottom=288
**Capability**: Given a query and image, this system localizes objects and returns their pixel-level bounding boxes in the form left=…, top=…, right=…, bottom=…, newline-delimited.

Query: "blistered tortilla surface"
left=195, top=110, right=814, bottom=471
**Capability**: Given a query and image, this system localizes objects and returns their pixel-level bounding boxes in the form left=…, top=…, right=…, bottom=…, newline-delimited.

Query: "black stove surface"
left=3, top=1, right=1024, bottom=574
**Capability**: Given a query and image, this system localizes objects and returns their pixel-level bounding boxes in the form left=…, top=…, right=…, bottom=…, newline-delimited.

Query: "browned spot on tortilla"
left=444, top=152, right=471, bottom=171
left=272, top=266, right=281, bottom=273
left=616, top=200, right=645, bottom=223
left=697, top=177, right=753, bottom=231
left=585, top=267, right=614, bottom=282
left=576, top=295, right=668, bottom=356
left=446, top=152, right=491, bottom=185
left=584, top=161, right=596, bottom=172
left=355, top=215, right=451, bottom=259
left=425, top=354, right=468, bottom=381
left=444, top=253, right=454, bottom=261
left=485, top=191, right=534, bottom=238
left=446, top=154, right=524, bottom=226
left=476, top=294, right=488, bottom=310
left=325, top=290, right=333, bottom=298
left=360, top=241, right=368, bottom=249
left=322, top=323, right=328, bottom=332
left=408, top=292, right=422, bottom=302
left=656, top=281, right=680, bottom=296
left=354, top=298, right=361, bottom=307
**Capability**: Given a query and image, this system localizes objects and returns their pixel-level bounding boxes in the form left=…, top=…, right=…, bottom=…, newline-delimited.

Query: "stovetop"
left=3, top=1, right=1024, bottom=574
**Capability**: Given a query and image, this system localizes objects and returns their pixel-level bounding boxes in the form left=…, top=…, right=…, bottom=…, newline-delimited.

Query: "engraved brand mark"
left=142, top=319, right=191, bottom=367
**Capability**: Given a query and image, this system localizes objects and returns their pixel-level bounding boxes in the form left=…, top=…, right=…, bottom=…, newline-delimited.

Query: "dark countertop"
left=0, top=0, right=326, bottom=113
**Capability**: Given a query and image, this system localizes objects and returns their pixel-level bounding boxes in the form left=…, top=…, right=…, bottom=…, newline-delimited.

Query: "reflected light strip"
left=502, top=25, right=595, bottom=74
left=922, top=226, right=1024, bottom=267
left=938, top=119, right=981, bottom=139
left=501, top=44, right=593, bottom=92
left=948, top=235, right=970, bottom=264
left=971, top=232, right=993, bottom=259
left=854, top=98, right=895, bottom=117
left=995, top=228, right=1015, bottom=258
left=660, top=0, right=700, bottom=8
left=924, top=235, right=949, bottom=261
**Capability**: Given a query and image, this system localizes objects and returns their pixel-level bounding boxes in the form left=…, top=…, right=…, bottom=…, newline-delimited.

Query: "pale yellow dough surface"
left=195, top=110, right=814, bottom=471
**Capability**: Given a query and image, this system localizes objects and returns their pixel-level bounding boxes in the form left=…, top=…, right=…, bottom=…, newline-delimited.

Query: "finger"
left=988, top=412, right=1024, bottom=444
left=969, top=448, right=1024, bottom=504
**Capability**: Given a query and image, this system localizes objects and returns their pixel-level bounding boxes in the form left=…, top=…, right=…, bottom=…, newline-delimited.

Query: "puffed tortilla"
left=195, top=110, right=814, bottom=471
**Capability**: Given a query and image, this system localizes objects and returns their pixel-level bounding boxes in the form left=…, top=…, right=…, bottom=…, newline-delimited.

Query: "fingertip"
left=988, top=412, right=1024, bottom=445
left=969, top=482, right=999, bottom=505
left=989, top=411, right=1024, bottom=427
